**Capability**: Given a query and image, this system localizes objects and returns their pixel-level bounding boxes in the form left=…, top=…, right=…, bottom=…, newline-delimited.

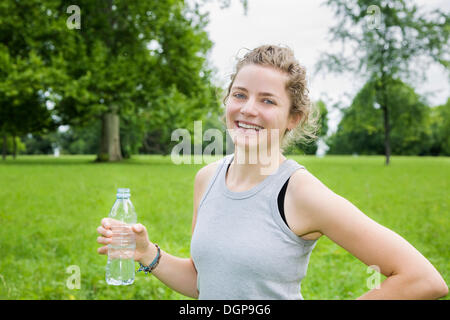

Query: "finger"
left=132, top=224, right=149, bottom=241
left=102, top=218, right=127, bottom=229
left=101, top=218, right=113, bottom=229
left=97, top=236, right=112, bottom=245
left=97, top=246, right=108, bottom=255
left=132, top=223, right=146, bottom=234
left=97, top=226, right=112, bottom=237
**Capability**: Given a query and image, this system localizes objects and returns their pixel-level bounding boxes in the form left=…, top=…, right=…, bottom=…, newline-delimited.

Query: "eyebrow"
left=231, top=86, right=279, bottom=99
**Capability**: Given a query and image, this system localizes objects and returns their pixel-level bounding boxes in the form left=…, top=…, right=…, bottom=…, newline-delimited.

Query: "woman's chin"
left=232, top=132, right=259, bottom=147
left=227, top=127, right=279, bottom=151
left=234, top=140, right=259, bottom=151
left=234, top=136, right=277, bottom=152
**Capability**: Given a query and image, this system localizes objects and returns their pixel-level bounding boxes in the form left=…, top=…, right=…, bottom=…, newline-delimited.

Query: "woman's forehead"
left=233, top=64, right=289, bottom=96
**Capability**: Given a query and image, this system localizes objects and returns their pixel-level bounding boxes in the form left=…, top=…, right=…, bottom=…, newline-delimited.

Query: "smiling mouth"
left=234, top=121, right=264, bottom=131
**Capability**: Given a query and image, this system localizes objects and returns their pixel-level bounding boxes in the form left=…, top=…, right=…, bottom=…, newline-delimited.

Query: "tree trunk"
left=12, top=135, right=17, bottom=160
left=381, top=79, right=391, bottom=166
left=2, top=134, right=6, bottom=160
left=382, top=104, right=391, bottom=166
left=97, top=112, right=123, bottom=162
left=378, top=71, right=391, bottom=166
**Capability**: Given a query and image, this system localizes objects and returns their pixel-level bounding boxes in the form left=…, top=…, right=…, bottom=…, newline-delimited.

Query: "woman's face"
left=225, top=64, right=299, bottom=151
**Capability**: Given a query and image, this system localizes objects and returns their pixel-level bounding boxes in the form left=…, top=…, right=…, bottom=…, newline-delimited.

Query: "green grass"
left=0, top=154, right=448, bottom=300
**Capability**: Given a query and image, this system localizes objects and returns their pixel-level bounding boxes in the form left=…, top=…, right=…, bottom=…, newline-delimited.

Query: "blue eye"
left=233, top=93, right=246, bottom=99
left=263, top=99, right=275, bottom=105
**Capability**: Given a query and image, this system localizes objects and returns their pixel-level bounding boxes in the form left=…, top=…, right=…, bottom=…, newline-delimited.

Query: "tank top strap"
left=262, top=158, right=306, bottom=196
left=197, top=154, right=234, bottom=212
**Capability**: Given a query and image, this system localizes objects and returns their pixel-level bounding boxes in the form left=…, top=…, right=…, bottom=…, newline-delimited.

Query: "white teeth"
left=238, top=122, right=263, bottom=130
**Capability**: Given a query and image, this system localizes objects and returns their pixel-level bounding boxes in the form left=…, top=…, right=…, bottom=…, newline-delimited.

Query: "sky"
left=200, top=0, right=450, bottom=145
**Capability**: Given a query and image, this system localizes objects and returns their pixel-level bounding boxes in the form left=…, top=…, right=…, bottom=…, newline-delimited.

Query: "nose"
left=240, top=97, right=258, bottom=116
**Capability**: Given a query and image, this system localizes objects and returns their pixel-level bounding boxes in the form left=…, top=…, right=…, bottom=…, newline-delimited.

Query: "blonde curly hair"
left=221, top=44, right=321, bottom=152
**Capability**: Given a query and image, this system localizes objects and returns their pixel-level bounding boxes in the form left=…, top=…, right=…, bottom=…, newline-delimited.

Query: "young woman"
left=96, top=45, right=448, bottom=300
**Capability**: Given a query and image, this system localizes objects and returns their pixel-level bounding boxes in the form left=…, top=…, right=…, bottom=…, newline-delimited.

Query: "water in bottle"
left=106, top=188, right=137, bottom=285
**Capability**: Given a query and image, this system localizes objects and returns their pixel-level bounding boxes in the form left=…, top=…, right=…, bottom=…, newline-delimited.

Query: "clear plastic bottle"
left=105, top=188, right=137, bottom=285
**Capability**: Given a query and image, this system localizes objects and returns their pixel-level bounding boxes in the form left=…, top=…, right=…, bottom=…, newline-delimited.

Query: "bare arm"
left=97, top=161, right=219, bottom=299
left=290, top=170, right=448, bottom=300
left=97, top=219, right=199, bottom=298
left=136, top=161, right=219, bottom=299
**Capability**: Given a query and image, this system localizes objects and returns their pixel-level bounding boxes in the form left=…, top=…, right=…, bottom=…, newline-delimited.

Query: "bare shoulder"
left=289, top=167, right=334, bottom=202
left=284, top=168, right=336, bottom=240
left=289, top=167, right=327, bottom=190
left=194, top=158, right=223, bottom=190
left=287, top=167, right=343, bottom=227
left=191, top=158, right=223, bottom=233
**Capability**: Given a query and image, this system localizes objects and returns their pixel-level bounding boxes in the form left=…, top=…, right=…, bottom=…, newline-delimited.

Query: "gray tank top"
left=190, top=153, right=318, bottom=300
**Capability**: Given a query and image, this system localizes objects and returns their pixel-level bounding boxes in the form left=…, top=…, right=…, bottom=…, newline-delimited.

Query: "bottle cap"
left=116, top=188, right=130, bottom=199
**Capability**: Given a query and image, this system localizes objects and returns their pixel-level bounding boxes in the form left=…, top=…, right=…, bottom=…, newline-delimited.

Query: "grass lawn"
left=0, top=154, right=448, bottom=300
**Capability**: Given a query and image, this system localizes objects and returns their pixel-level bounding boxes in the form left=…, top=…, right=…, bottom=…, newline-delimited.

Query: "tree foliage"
left=317, top=0, right=449, bottom=162
left=0, top=0, right=63, bottom=157
left=326, top=78, right=448, bottom=155
left=2, top=0, right=241, bottom=159
left=285, top=100, right=329, bottom=155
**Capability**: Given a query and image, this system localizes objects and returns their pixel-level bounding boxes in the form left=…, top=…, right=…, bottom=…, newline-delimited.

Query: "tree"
left=46, top=1, right=217, bottom=161
left=427, top=98, right=450, bottom=156
left=0, top=0, right=62, bottom=159
left=0, top=52, right=57, bottom=159
left=50, top=0, right=248, bottom=162
left=21, top=133, right=55, bottom=155
left=54, top=120, right=100, bottom=155
left=285, top=100, right=329, bottom=155
left=316, top=0, right=449, bottom=164
left=1, top=0, right=247, bottom=161
left=326, top=77, right=434, bottom=156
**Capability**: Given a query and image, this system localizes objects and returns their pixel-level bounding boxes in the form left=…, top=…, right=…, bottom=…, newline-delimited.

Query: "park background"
left=0, top=0, right=448, bottom=299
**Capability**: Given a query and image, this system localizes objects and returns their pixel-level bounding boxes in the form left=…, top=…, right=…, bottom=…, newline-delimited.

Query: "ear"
left=287, top=112, right=301, bottom=130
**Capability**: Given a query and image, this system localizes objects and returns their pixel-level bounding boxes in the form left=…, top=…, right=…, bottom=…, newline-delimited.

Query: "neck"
left=227, top=144, right=286, bottom=188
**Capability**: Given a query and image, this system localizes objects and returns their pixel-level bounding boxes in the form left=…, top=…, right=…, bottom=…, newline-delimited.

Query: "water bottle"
left=105, top=188, right=137, bottom=285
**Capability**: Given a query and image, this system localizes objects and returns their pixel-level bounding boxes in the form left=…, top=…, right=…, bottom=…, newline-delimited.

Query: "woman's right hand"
left=96, top=218, right=154, bottom=264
